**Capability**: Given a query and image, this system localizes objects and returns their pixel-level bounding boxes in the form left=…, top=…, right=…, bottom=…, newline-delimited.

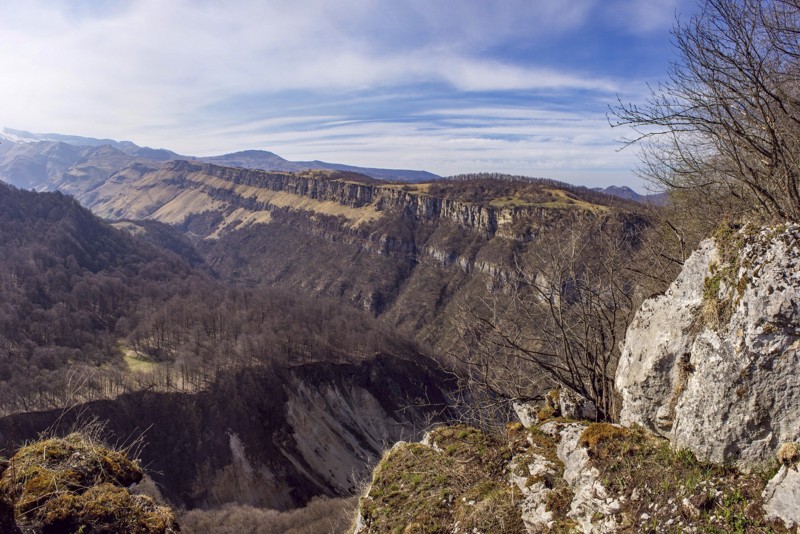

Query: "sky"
left=0, top=0, right=699, bottom=190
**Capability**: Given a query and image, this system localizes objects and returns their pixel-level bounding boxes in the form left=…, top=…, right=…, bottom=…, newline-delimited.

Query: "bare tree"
left=449, top=216, right=646, bottom=421
left=612, top=0, right=800, bottom=222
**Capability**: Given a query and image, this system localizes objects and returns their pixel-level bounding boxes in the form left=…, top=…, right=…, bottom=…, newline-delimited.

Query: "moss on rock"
left=0, top=432, right=178, bottom=533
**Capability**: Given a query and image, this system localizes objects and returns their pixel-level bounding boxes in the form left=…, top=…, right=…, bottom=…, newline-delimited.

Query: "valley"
left=6, top=0, right=800, bottom=531
left=0, top=133, right=666, bottom=532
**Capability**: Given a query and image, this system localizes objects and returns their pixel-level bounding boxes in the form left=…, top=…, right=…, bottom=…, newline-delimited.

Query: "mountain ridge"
left=0, top=128, right=439, bottom=184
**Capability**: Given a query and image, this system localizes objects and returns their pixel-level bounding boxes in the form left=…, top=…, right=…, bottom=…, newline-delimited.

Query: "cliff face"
left=86, top=160, right=602, bottom=241
left=617, top=224, right=800, bottom=470
left=85, top=161, right=643, bottom=348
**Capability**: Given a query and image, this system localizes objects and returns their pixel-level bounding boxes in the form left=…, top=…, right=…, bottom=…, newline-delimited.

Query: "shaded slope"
left=0, top=181, right=207, bottom=411
left=0, top=353, right=455, bottom=511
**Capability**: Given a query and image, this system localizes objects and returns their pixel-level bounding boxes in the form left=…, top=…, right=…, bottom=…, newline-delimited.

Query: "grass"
left=359, top=425, right=527, bottom=533
left=185, top=171, right=383, bottom=227
left=702, top=222, right=764, bottom=327
left=580, top=423, right=789, bottom=533
left=122, top=345, right=160, bottom=373
left=357, top=420, right=791, bottom=533
left=487, top=188, right=608, bottom=212
left=359, top=423, right=584, bottom=533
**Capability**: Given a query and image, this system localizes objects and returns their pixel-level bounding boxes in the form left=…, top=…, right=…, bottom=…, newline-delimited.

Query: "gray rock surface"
left=513, top=400, right=539, bottom=428
left=510, top=452, right=557, bottom=531
left=559, top=389, right=597, bottom=421
left=556, top=423, right=621, bottom=533
left=617, top=225, right=800, bottom=469
left=763, top=465, right=800, bottom=529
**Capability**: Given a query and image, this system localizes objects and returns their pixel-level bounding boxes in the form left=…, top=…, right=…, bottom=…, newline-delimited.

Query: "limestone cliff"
left=85, top=160, right=609, bottom=241
left=89, top=161, right=645, bottom=350
left=617, top=224, right=800, bottom=470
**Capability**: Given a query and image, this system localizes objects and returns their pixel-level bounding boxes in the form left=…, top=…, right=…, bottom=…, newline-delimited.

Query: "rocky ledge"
left=354, top=224, right=800, bottom=532
left=352, top=420, right=793, bottom=533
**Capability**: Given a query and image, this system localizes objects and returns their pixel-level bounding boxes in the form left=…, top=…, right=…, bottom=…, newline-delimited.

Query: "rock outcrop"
left=353, top=418, right=787, bottom=533
left=355, top=224, right=800, bottom=533
left=763, top=462, right=800, bottom=529
left=513, top=389, right=597, bottom=427
left=0, top=432, right=177, bottom=533
left=618, top=224, right=800, bottom=469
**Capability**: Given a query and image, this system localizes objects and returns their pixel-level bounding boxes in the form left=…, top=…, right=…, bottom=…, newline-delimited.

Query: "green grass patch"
left=121, top=345, right=159, bottom=374
left=583, top=424, right=789, bottom=533
left=359, top=425, right=527, bottom=533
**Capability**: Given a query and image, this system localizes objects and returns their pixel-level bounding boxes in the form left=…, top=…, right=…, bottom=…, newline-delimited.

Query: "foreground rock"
left=353, top=421, right=789, bottom=533
left=0, top=432, right=177, bottom=533
left=617, top=224, right=800, bottom=470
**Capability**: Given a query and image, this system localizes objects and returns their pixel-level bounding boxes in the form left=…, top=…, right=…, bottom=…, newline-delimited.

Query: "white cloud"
left=165, top=104, right=639, bottom=189
left=602, top=0, right=697, bottom=34
left=0, top=0, right=670, bottom=190
left=0, top=1, right=617, bottom=129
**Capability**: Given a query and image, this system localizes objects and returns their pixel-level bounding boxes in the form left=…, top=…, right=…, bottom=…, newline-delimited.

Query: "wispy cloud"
left=0, top=0, right=697, bottom=190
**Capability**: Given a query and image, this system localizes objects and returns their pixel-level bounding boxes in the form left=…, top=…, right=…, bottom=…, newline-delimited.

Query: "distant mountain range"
left=0, top=127, right=668, bottom=206
left=0, top=127, right=439, bottom=183
left=592, top=185, right=667, bottom=204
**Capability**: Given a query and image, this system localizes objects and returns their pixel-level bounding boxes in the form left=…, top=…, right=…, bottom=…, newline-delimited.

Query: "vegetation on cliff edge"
left=0, top=431, right=178, bottom=533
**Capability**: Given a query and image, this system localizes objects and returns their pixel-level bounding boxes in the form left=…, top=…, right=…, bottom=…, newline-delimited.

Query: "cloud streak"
left=0, top=0, right=697, bottom=190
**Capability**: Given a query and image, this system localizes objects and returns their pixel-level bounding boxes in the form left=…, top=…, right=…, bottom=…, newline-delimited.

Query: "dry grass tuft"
left=578, top=423, right=628, bottom=457
left=776, top=442, right=800, bottom=467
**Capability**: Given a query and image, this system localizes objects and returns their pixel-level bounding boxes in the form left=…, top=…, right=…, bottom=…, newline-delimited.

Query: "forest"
left=0, top=181, right=424, bottom=415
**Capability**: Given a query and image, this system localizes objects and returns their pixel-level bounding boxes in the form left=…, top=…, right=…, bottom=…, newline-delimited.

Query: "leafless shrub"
left=612, top=0, right=800, bottom=224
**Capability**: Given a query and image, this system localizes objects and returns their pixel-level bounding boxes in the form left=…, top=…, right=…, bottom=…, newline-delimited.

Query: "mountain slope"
left=199, top=150, right=439, bottom=182
left=0, top=353, right=454, bottom=511
left=593, top=185, right=667, bottom=204
left=0, top=180, right=442, bottom=414
left=0, top=178, right=458, bottom=521
left=71, top=161, right=648, bottom=369
left=0, top=180, right=207, bottom=412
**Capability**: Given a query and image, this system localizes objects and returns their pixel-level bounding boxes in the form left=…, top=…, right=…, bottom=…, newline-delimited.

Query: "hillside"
left=0, top=135, right=652, bottom=385
left=0, top=353, right=454, bottom=512
left=67, top=161, right=647, bottom=361
left=0, top=172, right=461, bottom=531
left=0, top=181, right=206, bottom=412
left=0, top=138, right=669, bottom=531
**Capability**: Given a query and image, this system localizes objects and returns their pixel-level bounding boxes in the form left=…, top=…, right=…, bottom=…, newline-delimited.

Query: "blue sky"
left=0, top=0, right=699, bottom=190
